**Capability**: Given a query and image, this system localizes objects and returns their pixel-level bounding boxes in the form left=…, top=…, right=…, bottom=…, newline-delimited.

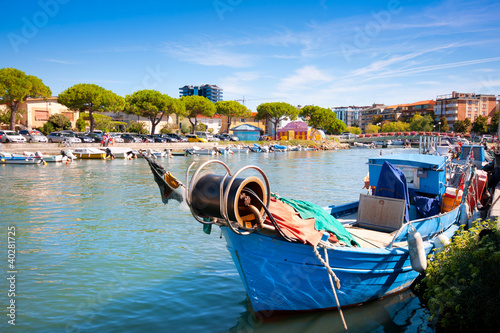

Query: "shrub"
left=421, top=219, right=500, bottom=330
left=127, top=121, right=147, bottom=134
left=48, top=114, right=71, bottom=131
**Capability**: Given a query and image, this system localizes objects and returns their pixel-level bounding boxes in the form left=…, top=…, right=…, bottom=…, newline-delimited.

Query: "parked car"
left=165, top=133, right=187, bottom=142
left=220, top=133, right=239, bottom=141
left=110, top=134, right=124, bottom=143
left=136, top=134, right=154, bottom=143
left=148, top=135, right=167, bottom=143
left=153, top=134, right=176, bottom=142
left=186, top=134, right=208, bottom=143
left=120, top=133, right=142, bottom=143
left=75, top=132, right=94, bottom=143
left=156, top=134, right=178, bottom=142
left=0, top=130, right=27, bottom=143
left=47, top=131, right=82, bottom=144
left=85, top=132, right=104, bottom=143
left=482, top=134, right=494, bottom=142
left=19, top=130, right=48, bottom=143
left=195, top=131, right=214, bottom=142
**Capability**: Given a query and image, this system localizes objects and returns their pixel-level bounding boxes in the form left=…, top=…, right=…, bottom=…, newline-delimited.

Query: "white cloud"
left=162, top=42, right=256, bottom=68
left=278, top=66, right=333, bottom=92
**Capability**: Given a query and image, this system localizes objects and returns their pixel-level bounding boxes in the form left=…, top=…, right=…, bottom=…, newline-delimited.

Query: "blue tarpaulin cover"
left=374, top=161, right=410, bottom=222
left=412, top=195, right=440, bottom=219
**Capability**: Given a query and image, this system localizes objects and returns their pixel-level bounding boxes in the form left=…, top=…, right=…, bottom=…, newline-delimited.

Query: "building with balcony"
left=332, top=106, right=370, bottom=127
left=179, top=84, right=223, bottom=103
left=434, top=91, right=497, bottom=126
left=358, top=104, right=387, bottom=132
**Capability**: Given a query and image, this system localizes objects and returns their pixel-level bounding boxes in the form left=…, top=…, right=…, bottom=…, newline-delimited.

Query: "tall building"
left=179, top=84, right=223, bottom=103
left=434, top=91, right=497, bottom=127
left=332, top=106, right=370, bottom=127
left=358, top=104, right=386, bottom=132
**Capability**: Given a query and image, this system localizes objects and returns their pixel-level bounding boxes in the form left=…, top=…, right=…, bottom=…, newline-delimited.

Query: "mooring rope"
left=312, top=245, right=348, bottom=331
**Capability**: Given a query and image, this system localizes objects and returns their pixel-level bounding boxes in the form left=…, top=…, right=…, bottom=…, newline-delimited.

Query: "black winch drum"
left=190, top=172, right=267, bottom=226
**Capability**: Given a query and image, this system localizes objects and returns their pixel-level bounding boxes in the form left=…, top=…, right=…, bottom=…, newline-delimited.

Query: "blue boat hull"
left=221, top=207, right=460, bottom=313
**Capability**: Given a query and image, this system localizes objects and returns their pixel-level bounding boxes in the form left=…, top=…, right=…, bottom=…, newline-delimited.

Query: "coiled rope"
left=312, top=245, right=348, bottom=331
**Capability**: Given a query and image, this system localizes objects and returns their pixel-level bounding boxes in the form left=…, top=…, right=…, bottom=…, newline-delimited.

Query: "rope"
left=312, top=245, right=348, bottom=331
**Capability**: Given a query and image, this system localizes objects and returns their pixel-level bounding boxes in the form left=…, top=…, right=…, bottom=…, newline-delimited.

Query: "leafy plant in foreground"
left=420, top=219, right=500, bottom=331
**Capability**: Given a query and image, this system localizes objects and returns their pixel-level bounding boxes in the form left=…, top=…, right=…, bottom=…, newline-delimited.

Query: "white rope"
left=313, top=245, right=348, bottom=331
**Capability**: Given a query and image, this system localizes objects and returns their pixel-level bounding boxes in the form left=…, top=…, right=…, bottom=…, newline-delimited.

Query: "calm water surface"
left=0, top=147, right=435, bottom=332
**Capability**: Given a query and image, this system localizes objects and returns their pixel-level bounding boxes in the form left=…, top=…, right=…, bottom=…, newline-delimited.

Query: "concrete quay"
left=0, top=142, right=220, bottom=155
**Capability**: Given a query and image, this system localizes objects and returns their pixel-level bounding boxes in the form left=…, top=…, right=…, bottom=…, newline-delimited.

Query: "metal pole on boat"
left=419, top=136, right=422, bottom=154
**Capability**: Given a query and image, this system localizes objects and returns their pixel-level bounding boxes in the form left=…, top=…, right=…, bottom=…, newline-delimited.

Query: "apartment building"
left=358, top=104, right=386, bottom=132
left=435, top=91, right=497, bottom=126
left=332, top=106, right=370, bottom=127
left=179, top=84, right=223, bottom=103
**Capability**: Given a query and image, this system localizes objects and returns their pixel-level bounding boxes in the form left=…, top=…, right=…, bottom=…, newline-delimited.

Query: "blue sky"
left=1, top=0, right=499, bottom=112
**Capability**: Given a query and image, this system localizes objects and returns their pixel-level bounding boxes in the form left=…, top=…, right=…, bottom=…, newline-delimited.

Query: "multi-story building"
left=179, top=84, right=223, bottom=103
left=358, top=104, right=386, bottom=132
left=18, top=97, right=80, bottom=130
left=332, top=106, right=370, bottom=127
left=434, top=91, right=497, bottom=127
left=399, top=100, right=436, bottom=119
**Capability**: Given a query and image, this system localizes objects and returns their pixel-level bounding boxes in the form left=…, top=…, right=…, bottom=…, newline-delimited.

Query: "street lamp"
left=438, top=121, right=441, bottom=134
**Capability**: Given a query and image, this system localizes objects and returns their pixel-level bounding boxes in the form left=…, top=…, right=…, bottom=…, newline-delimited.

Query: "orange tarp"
left=265, top=197, right=323, bottom=246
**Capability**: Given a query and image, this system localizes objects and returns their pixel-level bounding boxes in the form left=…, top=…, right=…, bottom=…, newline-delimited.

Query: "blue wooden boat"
left=0, top=152, right=42, bottom=165
left=142, top=153, right=473, bottom=316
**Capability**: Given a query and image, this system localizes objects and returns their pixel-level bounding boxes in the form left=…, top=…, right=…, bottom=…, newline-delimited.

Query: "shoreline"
left=0, top=140, right=348, bottom=155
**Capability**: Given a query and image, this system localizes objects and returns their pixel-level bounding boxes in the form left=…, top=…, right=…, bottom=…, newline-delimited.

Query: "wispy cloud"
left=162, top=41, right=256, bottom=68
left=278, top=65, right=333, bottom=92
left=219, top=71, right=261, bottom=96
left=43, top=58, right=76, bottom=65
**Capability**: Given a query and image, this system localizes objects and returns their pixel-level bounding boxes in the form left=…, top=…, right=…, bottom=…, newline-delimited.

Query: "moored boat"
left=0, top=152, right=42, bottom=164
left=141, top=152, right=477, bottom=318
left=73, top=147, right=106, bottom=159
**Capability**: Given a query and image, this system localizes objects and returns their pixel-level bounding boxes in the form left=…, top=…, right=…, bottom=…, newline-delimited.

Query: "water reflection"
left=0, top=147, right=428, bottom=332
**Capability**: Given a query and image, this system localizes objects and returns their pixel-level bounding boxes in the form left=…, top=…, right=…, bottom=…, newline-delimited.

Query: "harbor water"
left=0, top=147, right=436, bottom=332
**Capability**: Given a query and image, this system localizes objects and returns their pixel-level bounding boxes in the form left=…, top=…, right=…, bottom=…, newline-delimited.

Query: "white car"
left=0, top=130, right=27, bottom=143
left=19, top=129, right=48, bottom=143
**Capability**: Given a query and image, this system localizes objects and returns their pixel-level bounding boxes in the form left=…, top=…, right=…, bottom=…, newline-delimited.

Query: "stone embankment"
left=0, top=140, right=347, bottom=155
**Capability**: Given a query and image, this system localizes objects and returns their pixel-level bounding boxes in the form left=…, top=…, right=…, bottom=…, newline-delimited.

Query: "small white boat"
left=192, top=146, right=216, bottom=155
left=99, top=147, right=135, bottom=159
left=24, top=151, right=68, bottom=163
left=229, top=145, right=249, bottom=154
left=73, top=147, right=106, bottom=159
left=0, top=152, right=42, bottom=165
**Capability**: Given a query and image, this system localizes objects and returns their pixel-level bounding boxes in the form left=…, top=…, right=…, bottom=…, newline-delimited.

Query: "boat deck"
left=337, top=213, right=406, bottom=249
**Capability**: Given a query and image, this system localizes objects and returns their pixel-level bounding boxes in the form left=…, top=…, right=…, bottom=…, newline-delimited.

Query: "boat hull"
left=221, top=210, right=459, bottom=313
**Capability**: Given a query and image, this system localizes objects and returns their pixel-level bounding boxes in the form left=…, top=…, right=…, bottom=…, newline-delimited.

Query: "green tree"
left=347, top=126, right=361, bottom=135
left=453, top=120, right=468, bottom=134
left=381, top=121, right=410, bottom=132
left=127, top=121, right=147, bottom=134
left=47, top=113, right=71, bottom=131
left=439, top=116, right=449, bottom=133
left=365, top=124, right=379, bottom=134
left=57, top=83, right=125, bottom=133
left=125, top=90, right=185, bottom=135
left=472, top=115, right=488, bottom=134
left=0, top=68, right=52, bottom=130
left=325, top=118, right=347, bottom=134
left=300, top=105, right=337, bottom=131
left=409, top=114, right=434, bottom=132
left=372, top=115, right=383, bottom=125
left=256, top=102, right=299, bottom=139
left=181, top=95, right=216, bottom=134
left=489, top=111, right=498, bottom=134
left=215, top=100, right=251, bottom=133
left=76, top=116, right=87, bottom=132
